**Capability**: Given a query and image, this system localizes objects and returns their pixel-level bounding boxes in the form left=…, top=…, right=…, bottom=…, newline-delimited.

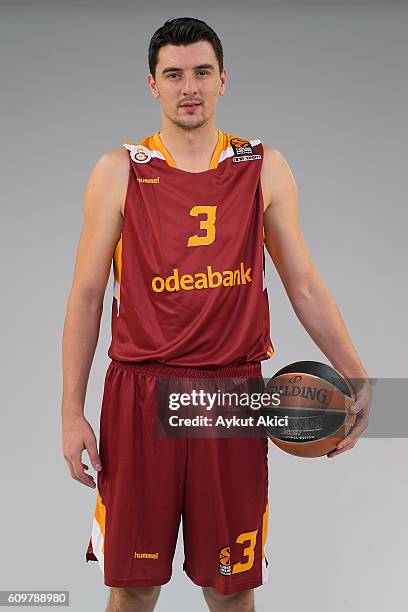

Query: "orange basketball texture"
left=264, top=361, right=356, bottom=458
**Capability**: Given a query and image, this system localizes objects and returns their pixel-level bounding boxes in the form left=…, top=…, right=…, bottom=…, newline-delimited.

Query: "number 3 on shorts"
left=232, top=530, right=258, bottom=574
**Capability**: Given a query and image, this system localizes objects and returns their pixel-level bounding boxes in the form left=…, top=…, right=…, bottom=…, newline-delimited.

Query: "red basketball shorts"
left=86, top=359, right=269, bottom=595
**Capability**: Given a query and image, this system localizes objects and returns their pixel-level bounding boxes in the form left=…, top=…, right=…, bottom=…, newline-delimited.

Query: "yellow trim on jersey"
left=94, top=491, right=106, bottom=555
left=151, top=129, right=233, bottom=170
left=113, top=235, right=122, bottom=305
left=209, top=129, right=224, bottom=169
left=151, top=131, right=176, bottom=167
left=125, top=131, right=260, bottom=170
left=262, top=502, right=268, bottom=560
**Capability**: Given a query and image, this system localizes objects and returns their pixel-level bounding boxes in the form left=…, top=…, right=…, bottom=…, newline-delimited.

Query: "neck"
left=159, top=123, right=219, bottom=165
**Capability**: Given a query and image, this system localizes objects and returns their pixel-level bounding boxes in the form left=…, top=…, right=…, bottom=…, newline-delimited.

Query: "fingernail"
left=95, top=464, right=102, bottom=470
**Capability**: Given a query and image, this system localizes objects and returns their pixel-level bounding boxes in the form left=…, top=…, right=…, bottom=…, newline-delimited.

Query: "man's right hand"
left=62, top=413, right=102, bottom=488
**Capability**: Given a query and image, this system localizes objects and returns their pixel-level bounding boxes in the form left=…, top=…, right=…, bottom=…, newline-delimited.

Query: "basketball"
left=264, top=361, right=356, bottom=457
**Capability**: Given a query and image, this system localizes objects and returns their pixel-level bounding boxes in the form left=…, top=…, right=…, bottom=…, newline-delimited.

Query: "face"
left=147, top=40, right=227, bottom=130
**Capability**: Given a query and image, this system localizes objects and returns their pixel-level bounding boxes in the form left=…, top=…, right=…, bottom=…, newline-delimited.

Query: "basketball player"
left=61, top=17, right=372, bottom=612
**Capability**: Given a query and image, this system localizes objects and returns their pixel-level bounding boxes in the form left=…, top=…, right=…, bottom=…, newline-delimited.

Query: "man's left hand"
left=326, top=377, right=373, bottom=458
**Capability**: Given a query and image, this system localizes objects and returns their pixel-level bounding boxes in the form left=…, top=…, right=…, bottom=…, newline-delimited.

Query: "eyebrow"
left=161, top=63, right=215, bottom=75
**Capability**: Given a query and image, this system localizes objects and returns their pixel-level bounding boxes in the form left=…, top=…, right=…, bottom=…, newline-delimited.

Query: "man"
left=61, top=17, right=371, bottom=612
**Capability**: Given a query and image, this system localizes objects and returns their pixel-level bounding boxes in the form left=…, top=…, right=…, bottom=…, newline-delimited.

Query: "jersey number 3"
left=187, top=205, right=217, bottom=247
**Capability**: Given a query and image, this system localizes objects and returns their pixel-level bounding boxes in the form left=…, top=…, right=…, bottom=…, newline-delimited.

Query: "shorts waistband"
left=110, top=359, right=262, bottom=379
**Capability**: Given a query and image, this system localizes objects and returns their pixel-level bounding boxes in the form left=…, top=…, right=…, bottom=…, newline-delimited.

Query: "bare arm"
left=61, top=146, right=129, bottom=486
left=261, top=146, right=372, bottom=456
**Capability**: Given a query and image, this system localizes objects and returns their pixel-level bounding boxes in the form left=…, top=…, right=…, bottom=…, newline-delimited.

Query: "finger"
left=337, top=427, right=360, bottom=446
left=345, top=420, right=367, bottom=440
left=338, top=421, right=367, bottom=448
left=65, top=458, right=93, bottom=486
left=327, top=448, right=347, bottom=457
left=327, top=439, right=358, bottom=457
left=337, top=436, right=355, bottom=449
left=349, top=400, right=363, bottom=415
left=85, top=439, right=102, bottom=471
left=71, top=456, right=96, bottom=488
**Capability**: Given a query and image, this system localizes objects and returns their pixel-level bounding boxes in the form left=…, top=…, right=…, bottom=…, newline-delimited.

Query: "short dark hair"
left=148, top=17, right=224, bottom=78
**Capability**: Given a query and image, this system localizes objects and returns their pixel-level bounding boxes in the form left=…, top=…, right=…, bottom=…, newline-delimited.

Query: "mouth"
left=180, top=102, right=202, bottom=110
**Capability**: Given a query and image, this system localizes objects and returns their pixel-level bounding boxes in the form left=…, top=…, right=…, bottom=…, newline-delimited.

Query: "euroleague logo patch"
left=230, top=137, right=254, bottom=156
left=130, top=145, right=152, bottom=164
left=218, top=546, right=232, bottom=576
left=230, top=137, right=261, bottom=163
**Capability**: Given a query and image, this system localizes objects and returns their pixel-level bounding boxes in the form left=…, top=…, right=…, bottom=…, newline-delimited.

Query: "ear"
left=219, top=68, right=227, bottom=96
left=147, top=74, right=160, bottom=99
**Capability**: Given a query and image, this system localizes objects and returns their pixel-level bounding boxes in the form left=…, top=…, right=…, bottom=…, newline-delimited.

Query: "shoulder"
left=261, top=144, right=298, bottom=211
left=85, top=146, right=130, bottom=217
left=91, top=145, right=130, bottom=182
left=261, top=144, right=291, bottom=173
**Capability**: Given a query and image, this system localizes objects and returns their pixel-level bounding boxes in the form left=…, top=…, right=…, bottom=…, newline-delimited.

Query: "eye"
left=168, top=73, right=180, bottom=79
left=197, top=70, right=209, bottom=76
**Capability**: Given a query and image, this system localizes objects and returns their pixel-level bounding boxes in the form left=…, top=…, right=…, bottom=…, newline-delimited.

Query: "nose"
left=181, top=72, right=198, bottom=96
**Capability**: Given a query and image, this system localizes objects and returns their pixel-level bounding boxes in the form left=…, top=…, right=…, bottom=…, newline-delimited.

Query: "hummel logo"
left=137, top=177, right=160, bottom=183
left=134, top=552, right=159, bottom=559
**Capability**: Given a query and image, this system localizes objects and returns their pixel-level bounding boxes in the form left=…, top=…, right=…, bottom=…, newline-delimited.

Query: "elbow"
left=69, top=286, right=105, bottom=311
left=287, top=275, right=326, bottom=305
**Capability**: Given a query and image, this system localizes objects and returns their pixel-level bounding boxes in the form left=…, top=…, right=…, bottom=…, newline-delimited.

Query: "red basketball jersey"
left=107, top=129, right=275, bottom=367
